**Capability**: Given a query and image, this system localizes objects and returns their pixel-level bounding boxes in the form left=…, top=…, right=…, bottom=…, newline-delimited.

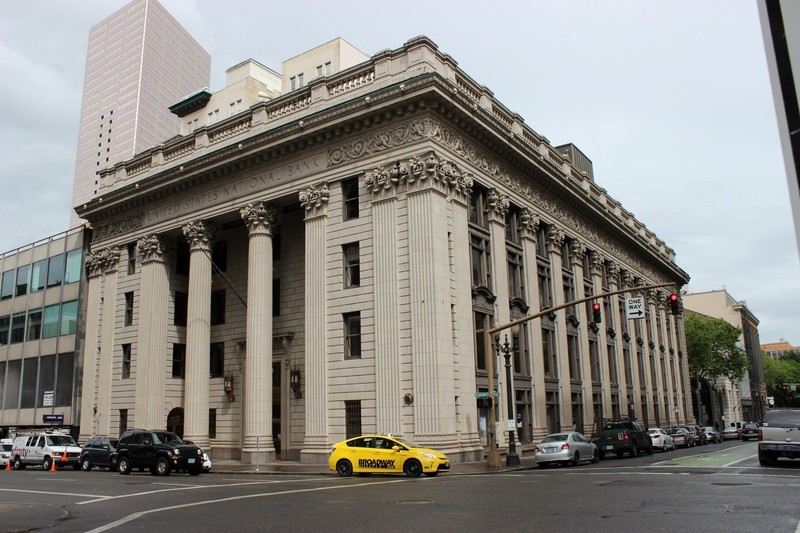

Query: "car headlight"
left=173, top=448, right=180, bottom=455
left=421, top=452, right=436, bottom=459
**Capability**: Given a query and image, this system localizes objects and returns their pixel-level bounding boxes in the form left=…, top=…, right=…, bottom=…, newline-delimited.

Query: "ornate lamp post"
left=496, top=329, right=520, bottom=467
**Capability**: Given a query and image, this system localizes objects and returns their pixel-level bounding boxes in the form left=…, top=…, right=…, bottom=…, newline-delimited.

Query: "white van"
left=11, top=432, right=82, bottom=470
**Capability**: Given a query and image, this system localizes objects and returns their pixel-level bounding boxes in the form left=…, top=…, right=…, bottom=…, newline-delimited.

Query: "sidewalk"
left=209, top=454, right=538, bottom=475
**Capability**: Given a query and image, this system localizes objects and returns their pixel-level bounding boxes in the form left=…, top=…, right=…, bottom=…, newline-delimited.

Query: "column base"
left=241, top=450, right=276, bottom=464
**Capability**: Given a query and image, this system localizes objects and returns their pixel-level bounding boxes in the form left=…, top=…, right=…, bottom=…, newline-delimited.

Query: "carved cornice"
left=241, top=201, right=279, bottom=235
left=471, top=285, right=496, bottom=314
left=298, top=183, right=330, bottom=217
left=86, top=246, right=121, bottom=276
left=182, top=220, right=216, bottom=251
left=136, top=234, right=167, bottom=263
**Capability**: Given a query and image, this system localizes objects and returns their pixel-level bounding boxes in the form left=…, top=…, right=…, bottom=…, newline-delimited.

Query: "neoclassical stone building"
left=75, top=36, right=690, bottom=464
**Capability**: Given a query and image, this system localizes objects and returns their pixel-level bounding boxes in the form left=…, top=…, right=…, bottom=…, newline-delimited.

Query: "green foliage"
left=762, top=356, right=800, bottom=406
left=684, top=314, right=749, bottom=382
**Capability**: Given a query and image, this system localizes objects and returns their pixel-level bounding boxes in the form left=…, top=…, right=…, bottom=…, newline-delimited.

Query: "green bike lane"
left=653, top=442, right=758, bottom=468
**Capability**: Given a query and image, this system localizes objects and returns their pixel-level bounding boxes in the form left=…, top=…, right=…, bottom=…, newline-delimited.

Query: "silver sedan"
left=534, top=432, right=599, bottom=468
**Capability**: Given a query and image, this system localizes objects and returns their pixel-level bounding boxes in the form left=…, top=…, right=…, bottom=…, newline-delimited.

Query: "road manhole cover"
left=396, top=500, right=434, bottom=505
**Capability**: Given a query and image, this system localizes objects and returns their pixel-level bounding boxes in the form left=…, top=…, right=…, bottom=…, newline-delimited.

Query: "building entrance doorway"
left=167, top=408, right=184, bottom=437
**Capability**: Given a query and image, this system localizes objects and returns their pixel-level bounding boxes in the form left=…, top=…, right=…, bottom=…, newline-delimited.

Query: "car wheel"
left=646, top=445, right=654, bottom=455
left=155, top=457, right=171, bottom=476
left=109, top=457, right=118, bottom=471
left=42, top=456, right=53, bottom=471
left=189, top=467, right=201, bottom=476
left=13, top=457, right=25, bottom=470
left=591, top=449, right=599, bottom=464
left=336, top=459, right=353, bottom=477
left=118, top=456, right=132, bottom=475
left=403, top=459, right=422, bottom=478
left=629, top=446, right=638, bottom=458
left=81, top=457, right=92, bottom=471
left=571, top=451, right=581, bottom=467
left=598, top=450, right=605, bottom=460
left=537, top=462, right=549, bottom=469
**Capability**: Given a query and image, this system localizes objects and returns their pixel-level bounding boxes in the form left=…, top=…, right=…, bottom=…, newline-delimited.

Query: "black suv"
left=116, top=429, right=203, bottom=476
left=80, top=437, right=119, bottom=471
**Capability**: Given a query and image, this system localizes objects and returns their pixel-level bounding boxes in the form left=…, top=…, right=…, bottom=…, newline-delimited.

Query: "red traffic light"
left=668, top=293, right=680, bottom=315
left=592, top=302, right=602, bottom=324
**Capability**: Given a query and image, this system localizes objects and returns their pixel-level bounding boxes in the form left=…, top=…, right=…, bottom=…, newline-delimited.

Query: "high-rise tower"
left=71, top=0, right=210, bottom=226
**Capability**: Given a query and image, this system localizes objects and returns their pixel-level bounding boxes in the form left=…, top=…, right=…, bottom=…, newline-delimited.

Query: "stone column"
left=134, top=234, right=170, bottom=430
left=182, top=220, right=216, bottom=451
left=300, top=184, right=330, bottom=463
left=547, top=227, right=572, bottom=430
left=644, top=287, right=659, bottom=426
left=78, top=247, right=115, bottom=441
left=520, top=208, right=547, bottom=439
left=606, top=261, right=624, bottom=413
left=571, top=240, right=593, bottom=429
left=364, top=170, right=403, bottom=436
left=240, top=202, right=277, bottom=463
left=97, top=247, right=120, bottom=437
left=590, top=251, right=612, bottom=419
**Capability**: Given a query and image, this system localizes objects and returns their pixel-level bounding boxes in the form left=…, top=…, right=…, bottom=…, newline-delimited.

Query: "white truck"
left=11, top=431, right=82, bottom=470
left=758, top=409, right=800, bottom=466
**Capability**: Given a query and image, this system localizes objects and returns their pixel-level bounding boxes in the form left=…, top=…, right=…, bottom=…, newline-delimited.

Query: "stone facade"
left=76, top=36, right=691, bottom=464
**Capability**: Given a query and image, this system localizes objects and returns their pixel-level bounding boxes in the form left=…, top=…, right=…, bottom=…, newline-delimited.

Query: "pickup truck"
left=591, top=419, right=653, bottom=459
left=758, top=409, right=800, bottom=466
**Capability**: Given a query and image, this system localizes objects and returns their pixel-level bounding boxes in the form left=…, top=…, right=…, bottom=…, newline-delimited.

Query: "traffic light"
left=592, top=302, right=602, bottom=324
left=668, top=293, right=680, bottom=315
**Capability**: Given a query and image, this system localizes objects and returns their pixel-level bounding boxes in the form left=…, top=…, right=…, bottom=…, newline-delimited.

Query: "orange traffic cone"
left=49, top=457, right=57, bottom=472
left=4, top=461, right=10, bottom=471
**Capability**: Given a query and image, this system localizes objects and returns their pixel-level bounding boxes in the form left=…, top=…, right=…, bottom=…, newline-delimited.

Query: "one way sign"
left=626, top=297, right=645, bottom=320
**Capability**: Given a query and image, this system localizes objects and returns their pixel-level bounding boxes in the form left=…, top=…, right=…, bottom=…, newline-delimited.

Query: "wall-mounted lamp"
left=224, top=374, right=235, bottom=401
left=290, top=368, right=302, bottom=399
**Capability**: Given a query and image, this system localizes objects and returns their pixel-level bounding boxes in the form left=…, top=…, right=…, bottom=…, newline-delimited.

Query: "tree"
left=762, top=355, right=800, bottom=407
left=684, top=314, right=750, bottom=383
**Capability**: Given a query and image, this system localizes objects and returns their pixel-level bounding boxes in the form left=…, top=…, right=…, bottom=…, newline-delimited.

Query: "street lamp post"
left=498, top=333, right=520, bottom=467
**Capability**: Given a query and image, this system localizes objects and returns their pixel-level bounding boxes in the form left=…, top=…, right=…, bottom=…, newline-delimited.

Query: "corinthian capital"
left=182, top=220, right=216, bottom=251
left=86, top=245, right=121, bottom=276
left=299, top=183, right=330, bottom=216
left=519, top=207, right=540, bottom=238
left=240, top=202, right=278, bottom=235
left=486, top=188, right=510, bottom=222
left=137, top=234, right=167, bottom=263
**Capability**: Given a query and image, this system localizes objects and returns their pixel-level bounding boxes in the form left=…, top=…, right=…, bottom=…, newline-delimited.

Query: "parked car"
left=648, top=428, right=675, bottom=452
left=202, top=452, right=212, bottom=473
left=11, top=432, right=82, bottom=470
left=702, top=427, right=721, bottom=444
left=590, top=418, right=653, bottom=459
left=668, top=427, right=695, bottom=448
left=0, top=443, right=12, bottom=467
left=758, top=409, right=800, bottom=465
left=115, top=429, right=204, bottom=476
left=534, top=432, right=599, bottom=468
left=328, top=434, right=450, bottom=478
left=721, top=426, right=740, bottom=440
left=740, top=422, right=759, bottom=441
left=685, top=425, right=707, bottom=445
left=80, top=438, right=119, bottom=471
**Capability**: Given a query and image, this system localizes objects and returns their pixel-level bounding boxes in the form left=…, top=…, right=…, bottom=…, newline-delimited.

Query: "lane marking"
left=0, top=488, right=108, bottom=499
left=85, top=479, right=411, bottom=533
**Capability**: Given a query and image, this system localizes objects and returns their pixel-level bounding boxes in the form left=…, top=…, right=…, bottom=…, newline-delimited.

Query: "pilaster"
left=546, top=226, right=572, bottom=430
left=96, top=246, right=120, bottom=437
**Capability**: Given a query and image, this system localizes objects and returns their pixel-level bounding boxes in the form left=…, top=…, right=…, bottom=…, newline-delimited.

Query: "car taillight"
left=561, top=443, right=570, bottom=450
left=623, top=431, right=630, bottom=441
left=758, top=429, right=762, bottom=442
left=534, top=446, right=541, bottom=453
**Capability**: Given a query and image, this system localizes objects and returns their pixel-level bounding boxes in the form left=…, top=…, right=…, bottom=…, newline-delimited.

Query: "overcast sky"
left=1, top=1, right=797, bottom=343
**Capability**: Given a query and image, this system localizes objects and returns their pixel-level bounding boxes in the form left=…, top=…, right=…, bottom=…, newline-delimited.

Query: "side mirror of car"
left=392, top=446, right=400, bottom=451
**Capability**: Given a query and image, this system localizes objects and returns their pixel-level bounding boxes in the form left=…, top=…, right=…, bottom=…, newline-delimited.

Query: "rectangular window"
left=21, top=358, right=38, bottom=408
left=212, top=241, right=228, bottom=273
left=345, top=400, right=362, bottom=440
left=623, top=345, right=633, bottom=384
left=316, top=65, right=323, bottom=77
left=567, top=334, right=581, bottom=381
left=290, top=76, right=296, bottom=91
left=470, top=234, right=491, bottom=288
left=546, top=391, right=560, bottom=434
left=210, top=342, right=225, bottom=378
left=47, top=254, right=65, bottom=287
left=507, top=248, right=523, bottom=299
left=11, top=312, right=26, bottom=343
left=607, top=343, right=618, bottom=385
left=172, top=344, right=186, bottom=378
left=344, top=312, right=361, bottom=359
left=343, top=242, right=360, bottom=288
left=210, top=290, right=226, bottom=325
left=229, top=99, right=241, bottom=116
left=0, top=362, right=5, bottom=408
left=5, top=359, right=21, bottom=408
left=468, top=187, right=488, bottom=227
left=174, top=292, right=188, bottom=326
left=209, top=408, right=217, bottom=439
left=15, top=264, right=30, bottom=296
left=26, top=309, right=42, bottom=341
left=325, top=61, right=332, bottom=75
left=176, top=242, right=190, bottom=275
left=297, top=73, right=304, bottom=88
left=127, top=243, right=136, bottom=275
left=542, top=327, right=557, bottom=378
left=55, top=352, right=74, bottom=406
left=589, top=339, right=601, bottom=383
left=121, top=344, right=132, bottom=379
left=119, top=409, right=128, bottom=437
left=31, top=259, right=48, bottom=292
left=64, top=249, right=82, bottom=284
left=342, top=178, right=359, bottom=220
left=0, top=315, right=9, bottom=345
left=124, top=292, right=134, bottom=326
left=538, top=264, right=553, bottom=309
left=37, top=355, right=55, bottom=408
left=474, top=312, right=488, bottom=371
left=60, top=301, right=78, bottom=335
left=272, top=279, right=280, bottom=317
left=1, top=270, right=13, bottom=300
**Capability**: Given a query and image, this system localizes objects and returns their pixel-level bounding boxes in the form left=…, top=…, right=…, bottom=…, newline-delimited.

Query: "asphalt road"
left=1, top=441, right=798, bottom=533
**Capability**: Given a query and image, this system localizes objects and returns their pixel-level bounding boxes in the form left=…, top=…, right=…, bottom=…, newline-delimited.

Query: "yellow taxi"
left=328, top=434, right=450, bottom=478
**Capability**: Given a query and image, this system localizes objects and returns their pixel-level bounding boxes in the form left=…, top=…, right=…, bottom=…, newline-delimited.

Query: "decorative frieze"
left=92, top=213, right=144, bottom=242
left=240, top=202, right=279, bottom=235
